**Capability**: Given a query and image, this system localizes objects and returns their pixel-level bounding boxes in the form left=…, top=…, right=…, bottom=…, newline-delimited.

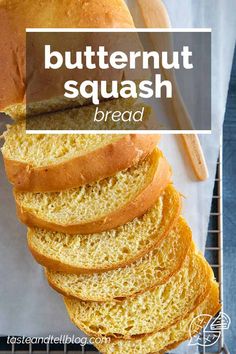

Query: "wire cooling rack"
left=0, top=147, right=230, bottom=354
left=200, top=145, right=229, bottom=354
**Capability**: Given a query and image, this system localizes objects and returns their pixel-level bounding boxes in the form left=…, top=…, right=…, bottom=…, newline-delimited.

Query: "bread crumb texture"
left=95, top=282, right=220, bottom=354
left=46, top=217, right=192, bottom=300
left=16, top=153, right=156, bottom=225
left=28, top=185, right=180, bottom=271
left=64, top=251, right=213, bottom=338
left=2, top=121, right=121, bottom=167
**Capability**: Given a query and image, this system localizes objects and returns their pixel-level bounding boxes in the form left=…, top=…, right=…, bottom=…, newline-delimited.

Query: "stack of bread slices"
left=1, top=121, right=220, bottom=353
left=0, top=0, right=220, bottom=351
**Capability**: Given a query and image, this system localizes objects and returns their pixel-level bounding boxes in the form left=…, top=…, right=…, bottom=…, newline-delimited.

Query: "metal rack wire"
left=200, top=144, right=229, bottom=354
left=0, top=147, right=229, bottom=354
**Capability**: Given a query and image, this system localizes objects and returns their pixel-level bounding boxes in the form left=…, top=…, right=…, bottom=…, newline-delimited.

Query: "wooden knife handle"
left=182, top=134, right=209, bottom=180
left=136, top=0, right=209, bottom=181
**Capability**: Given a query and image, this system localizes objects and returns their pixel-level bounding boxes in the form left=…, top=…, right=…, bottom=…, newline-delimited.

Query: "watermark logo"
left=189, top=312, right=231, bottom=347
left=6, top=335, right=110, bottom=347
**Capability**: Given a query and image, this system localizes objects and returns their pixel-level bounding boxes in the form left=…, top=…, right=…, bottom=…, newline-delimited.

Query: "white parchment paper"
left=0, top=2, right=235, bottom=353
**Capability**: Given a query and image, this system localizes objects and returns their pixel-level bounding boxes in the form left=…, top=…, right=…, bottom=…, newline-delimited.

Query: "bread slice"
left=46, top=217, right=192, bottom=301
left=64, top=250, right=214, bottom=339
left=15, top=149, right=172, bottom=234
left=95, top=281, right=220, bottom=354
left=2, top=115, right=159, bottom=192
left=27, top=184, right=181, bottom=274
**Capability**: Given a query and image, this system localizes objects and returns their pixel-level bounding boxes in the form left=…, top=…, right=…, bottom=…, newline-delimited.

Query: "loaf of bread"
left=0, top=0, right=135, bottom=119
left=2, top=115, right=159, bottom=192
left=15, top=149, right=172, bottom=234
left=46, top=217, right=192, bottom=301
left=0, top=2, right=220, bottom=353
left=27, top=185, right=181, bottom=274
left=64, top=251, right=214, bottom=339
left=95, top=281, right=220, bottom=354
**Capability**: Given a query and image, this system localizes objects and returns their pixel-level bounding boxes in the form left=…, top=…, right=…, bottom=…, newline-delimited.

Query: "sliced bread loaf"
left=15, top=149, right=171, bottom=234
left=46, top=217, right=192, bottom=301
left=2, top=118, right=159, bottom=192
left=27, top=184, right=181, bottom=274
left=95, top=281, right=220, bottom=354
left=64, top=250, right=214, bottom=339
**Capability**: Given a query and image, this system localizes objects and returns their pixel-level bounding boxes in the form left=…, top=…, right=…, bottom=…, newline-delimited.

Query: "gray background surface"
left=223, top=48, right=236, bottom=354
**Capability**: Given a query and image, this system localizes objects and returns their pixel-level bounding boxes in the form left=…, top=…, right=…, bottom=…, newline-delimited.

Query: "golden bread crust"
left=4, top=134, right=159, bottom=192
left=64, top=253, right=214, bottom=339
left=27, top=185, right=181, bottom=274
left=95, top=282, right=220, bottom=354
left=0, top=0, right=134, bottom=115
left=16, top=149, right=172, bottom=234
left=45, top=217, right=193, bottom=301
